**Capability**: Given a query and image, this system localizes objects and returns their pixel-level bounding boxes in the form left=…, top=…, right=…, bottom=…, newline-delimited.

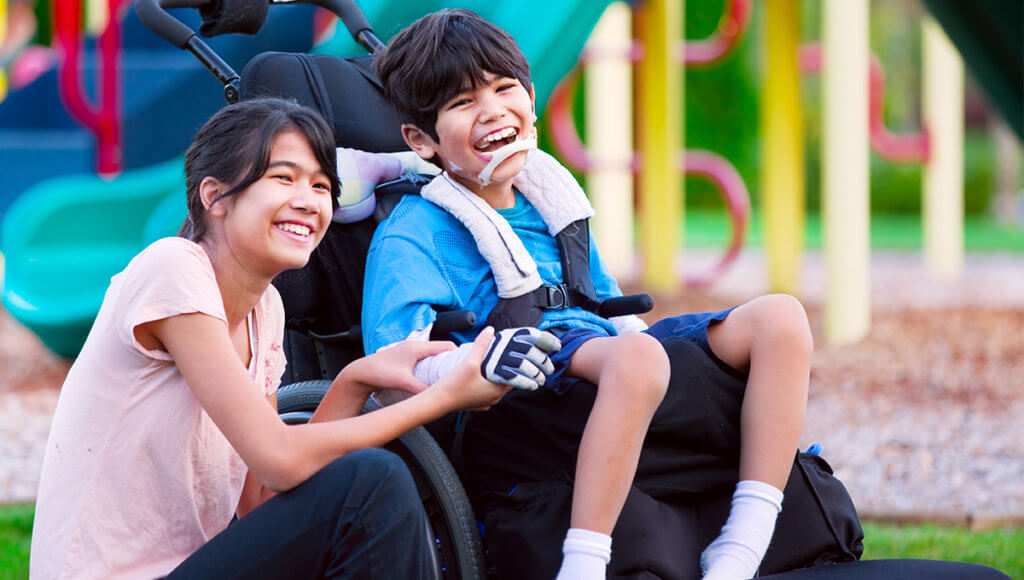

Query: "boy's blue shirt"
left=362, top=190, right=624, bottom=354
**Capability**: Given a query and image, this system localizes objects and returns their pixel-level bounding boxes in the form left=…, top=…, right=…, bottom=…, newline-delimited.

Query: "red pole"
left=55, top=0, right=124, bottom=175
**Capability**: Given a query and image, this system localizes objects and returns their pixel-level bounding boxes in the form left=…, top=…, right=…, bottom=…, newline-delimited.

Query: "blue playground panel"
left=0, top=5, right=316, bottom=216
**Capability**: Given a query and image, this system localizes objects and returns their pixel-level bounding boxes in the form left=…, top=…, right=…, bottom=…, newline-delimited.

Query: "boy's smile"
left=403, top=72, right=536, bottom=208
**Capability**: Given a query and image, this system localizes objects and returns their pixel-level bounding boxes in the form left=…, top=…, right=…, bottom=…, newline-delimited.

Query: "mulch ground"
left=2, top=289, right=1022, bottom=519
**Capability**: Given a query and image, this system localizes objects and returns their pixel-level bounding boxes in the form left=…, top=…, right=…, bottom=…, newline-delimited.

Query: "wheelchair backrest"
left=239, top=51, right=407, bottom=152
left=240, top=50, right=421, bottom=383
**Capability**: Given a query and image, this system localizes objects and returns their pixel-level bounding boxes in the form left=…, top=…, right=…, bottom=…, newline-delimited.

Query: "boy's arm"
left=362, top=230, right=457, bottom=351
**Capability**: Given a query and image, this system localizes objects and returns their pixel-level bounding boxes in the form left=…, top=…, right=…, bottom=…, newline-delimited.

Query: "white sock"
left=555, top=528, right=612, bottom=580
left=701, top=480, right=784, bottom=580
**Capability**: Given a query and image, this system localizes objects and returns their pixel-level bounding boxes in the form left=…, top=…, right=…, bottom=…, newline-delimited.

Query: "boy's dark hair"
left=375, top=9, right=532, bottom=141
left=180, top=97, right=339, bottom=241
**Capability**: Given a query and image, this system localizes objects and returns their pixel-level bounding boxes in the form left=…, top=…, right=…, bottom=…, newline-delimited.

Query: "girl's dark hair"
left=180, top=98, right=339, bottom=240
left=375, top=9, right=532, bottom=141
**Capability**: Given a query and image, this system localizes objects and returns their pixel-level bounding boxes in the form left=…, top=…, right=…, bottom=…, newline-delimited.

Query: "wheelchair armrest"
left=598, top=294, right=654, bottom=318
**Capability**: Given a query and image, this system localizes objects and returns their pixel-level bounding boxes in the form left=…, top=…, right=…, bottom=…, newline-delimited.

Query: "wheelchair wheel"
left=277, top=381, right=485, bottom=580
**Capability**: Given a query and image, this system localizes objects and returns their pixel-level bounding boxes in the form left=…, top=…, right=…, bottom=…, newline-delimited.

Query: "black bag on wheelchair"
left=479, top=452, right=863, bottom=579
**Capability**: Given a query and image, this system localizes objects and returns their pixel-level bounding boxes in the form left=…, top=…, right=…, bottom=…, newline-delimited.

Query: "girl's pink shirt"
left=30, top=237, right=286, bottom=579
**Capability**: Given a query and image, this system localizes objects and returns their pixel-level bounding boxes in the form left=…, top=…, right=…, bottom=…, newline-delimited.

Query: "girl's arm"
left=146, top=313, right=506, bottom=493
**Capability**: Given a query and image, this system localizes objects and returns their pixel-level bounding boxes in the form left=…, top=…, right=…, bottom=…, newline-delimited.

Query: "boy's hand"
left=435, top=327, right=513, bottom=411
left=481, top=327, right=562, bottom=391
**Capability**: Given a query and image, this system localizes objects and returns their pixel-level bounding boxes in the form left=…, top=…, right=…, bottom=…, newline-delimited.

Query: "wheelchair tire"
left=277, top=380, right=485, bottom=580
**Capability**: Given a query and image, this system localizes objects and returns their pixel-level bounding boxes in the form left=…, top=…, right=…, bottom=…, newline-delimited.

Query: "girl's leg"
left=557, top=332, right=669, bottom=579
left=702, top=294, right=813, bottom=579
left=167, top=448, right=433, bottom=580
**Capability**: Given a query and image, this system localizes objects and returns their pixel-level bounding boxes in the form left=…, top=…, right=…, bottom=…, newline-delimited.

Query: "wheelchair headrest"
left=239, top=52, right=408, bottom=152
left=199, top=0, right=268, bottom=37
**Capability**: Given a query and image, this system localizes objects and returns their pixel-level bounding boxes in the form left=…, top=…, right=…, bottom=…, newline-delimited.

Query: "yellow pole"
left=1, top=0, right=8, bottom=100
left=636, top=0, right=682, bottom=293
left=760, top=0, right=803, bottom=295
left=822, top=0, right=870, bottom=344
left=86, top=0, right=109, bottom=36
left=922, top=16, right=964, bottom=280
left=585, top=2, right=634, bottom=280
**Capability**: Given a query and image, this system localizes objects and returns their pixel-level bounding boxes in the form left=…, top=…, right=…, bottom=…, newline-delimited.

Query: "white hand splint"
left=475, top=131, right=538, bottom=186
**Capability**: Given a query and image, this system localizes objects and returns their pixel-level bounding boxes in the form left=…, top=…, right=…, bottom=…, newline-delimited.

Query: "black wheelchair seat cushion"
left=239, top=51, right=407, bottom=152
left=463, top=338, right=864, bottom=579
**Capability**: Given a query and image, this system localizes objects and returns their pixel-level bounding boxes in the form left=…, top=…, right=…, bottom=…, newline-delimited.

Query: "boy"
left=363, top=9, right=812, bottom=579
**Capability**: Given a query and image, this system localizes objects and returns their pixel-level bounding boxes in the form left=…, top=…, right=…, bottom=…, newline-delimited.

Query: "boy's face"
left=402, top=72, right=536, bottom=201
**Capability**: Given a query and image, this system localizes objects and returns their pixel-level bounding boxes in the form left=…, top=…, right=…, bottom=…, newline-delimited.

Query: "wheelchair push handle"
left=136, top=0, right=385, bottom=103
left=135, top=0, right=207, bottom=49
left=298, top=0, right=385, bottom=53
left=598, top=294, right=654, bottom=318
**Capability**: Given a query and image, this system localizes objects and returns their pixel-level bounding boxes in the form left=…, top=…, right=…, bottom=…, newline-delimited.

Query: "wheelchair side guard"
left=276, top=380, right=486, bottom=579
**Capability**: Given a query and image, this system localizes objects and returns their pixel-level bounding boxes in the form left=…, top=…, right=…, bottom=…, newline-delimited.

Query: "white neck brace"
left=476, top=132, right=538, bottom=186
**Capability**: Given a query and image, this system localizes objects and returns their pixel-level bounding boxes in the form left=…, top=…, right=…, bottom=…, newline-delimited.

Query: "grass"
left=862, top=522, right=1023, bottom=578
left=0, top=504, right=32, bottom=580
left=1, top=503, right=1019, bottom=578
left=684, top=209, right=1024, bottom=253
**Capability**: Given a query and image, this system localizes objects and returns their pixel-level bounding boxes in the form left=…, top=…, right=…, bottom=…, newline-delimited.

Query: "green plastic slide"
left=1, top=160, right=186, bottom=357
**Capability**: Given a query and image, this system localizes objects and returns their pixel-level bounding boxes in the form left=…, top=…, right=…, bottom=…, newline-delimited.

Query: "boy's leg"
left=167, top=448, right=434, bottom=579
left=557, top=333, right=669, bottom=579
left=701, top=294, right=813, bottom=579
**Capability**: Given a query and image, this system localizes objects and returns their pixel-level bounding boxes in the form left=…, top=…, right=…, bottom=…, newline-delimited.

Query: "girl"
left=30, top=98, right=509, bottom=579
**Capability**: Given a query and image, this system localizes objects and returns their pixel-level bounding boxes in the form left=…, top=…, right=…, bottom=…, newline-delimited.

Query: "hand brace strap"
left=480, top=327, right=562, bottom=390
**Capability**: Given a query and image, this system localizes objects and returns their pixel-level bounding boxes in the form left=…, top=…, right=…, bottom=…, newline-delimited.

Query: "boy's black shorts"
left=460, top=335, right=749, bottom=502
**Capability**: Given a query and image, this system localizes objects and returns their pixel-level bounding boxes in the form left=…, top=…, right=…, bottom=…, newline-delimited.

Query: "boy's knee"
left=750, top=294, right=813, bottom=354
left=614, top=332, right=670, bottom=403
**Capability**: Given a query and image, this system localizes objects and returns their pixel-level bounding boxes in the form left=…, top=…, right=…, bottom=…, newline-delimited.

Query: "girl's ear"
left=401, top=124, right=439, bottom=161
left=199, top=176, right=227, bottom=217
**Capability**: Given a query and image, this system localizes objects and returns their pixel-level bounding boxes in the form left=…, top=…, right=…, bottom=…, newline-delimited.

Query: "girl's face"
left=210, top=129, right=333, bottom=278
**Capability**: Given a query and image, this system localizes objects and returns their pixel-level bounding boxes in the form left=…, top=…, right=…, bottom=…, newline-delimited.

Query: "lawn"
left=2, top=503, right=1018, bottom=578
left=684, top=209, right=1024, bottom=253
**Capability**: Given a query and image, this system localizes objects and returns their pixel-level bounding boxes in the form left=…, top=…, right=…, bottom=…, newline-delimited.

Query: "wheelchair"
left=136, top=2, right=1011, bottom=579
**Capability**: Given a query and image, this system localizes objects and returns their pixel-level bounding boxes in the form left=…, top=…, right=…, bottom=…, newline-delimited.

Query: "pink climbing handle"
left=676, top=150, right=750, bottom=287
left=798, top=43, right=930, bottom=163
left=680, top=0, right=752, bottom=66
left=547, top=72, right=750, bottom=288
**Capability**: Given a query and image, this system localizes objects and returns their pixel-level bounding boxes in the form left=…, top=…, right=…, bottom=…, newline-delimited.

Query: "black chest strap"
left=484, top=219, right=600, bottom=331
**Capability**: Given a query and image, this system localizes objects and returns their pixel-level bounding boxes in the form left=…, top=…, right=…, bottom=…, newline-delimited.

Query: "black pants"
left=168, top=448, right=433, bottom=579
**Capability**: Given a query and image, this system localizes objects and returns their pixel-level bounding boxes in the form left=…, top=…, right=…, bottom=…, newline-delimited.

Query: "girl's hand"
left=433, top=327, right=513, bottom=411
left=341, top=340, right=457, bottom=395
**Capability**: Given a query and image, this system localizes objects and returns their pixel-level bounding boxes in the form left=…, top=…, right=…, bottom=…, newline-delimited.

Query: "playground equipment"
left=2, top=0, right=1021, bottom=355
left=548, top=0, right=753, bottom=290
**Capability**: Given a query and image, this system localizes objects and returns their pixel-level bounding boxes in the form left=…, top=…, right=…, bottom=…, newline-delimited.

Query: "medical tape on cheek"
left=476, top=133, right=538, bottom=186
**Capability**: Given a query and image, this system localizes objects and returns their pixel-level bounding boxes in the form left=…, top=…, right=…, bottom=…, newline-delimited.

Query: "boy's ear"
left=200, top=176, right=227, bottom=217
left=401, top=124, right=439, bottom=161
left=529, top=84, right=538, bottom=122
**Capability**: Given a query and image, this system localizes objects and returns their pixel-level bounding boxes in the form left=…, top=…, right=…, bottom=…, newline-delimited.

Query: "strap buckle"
left=542, top=284, right=569, bottom=310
